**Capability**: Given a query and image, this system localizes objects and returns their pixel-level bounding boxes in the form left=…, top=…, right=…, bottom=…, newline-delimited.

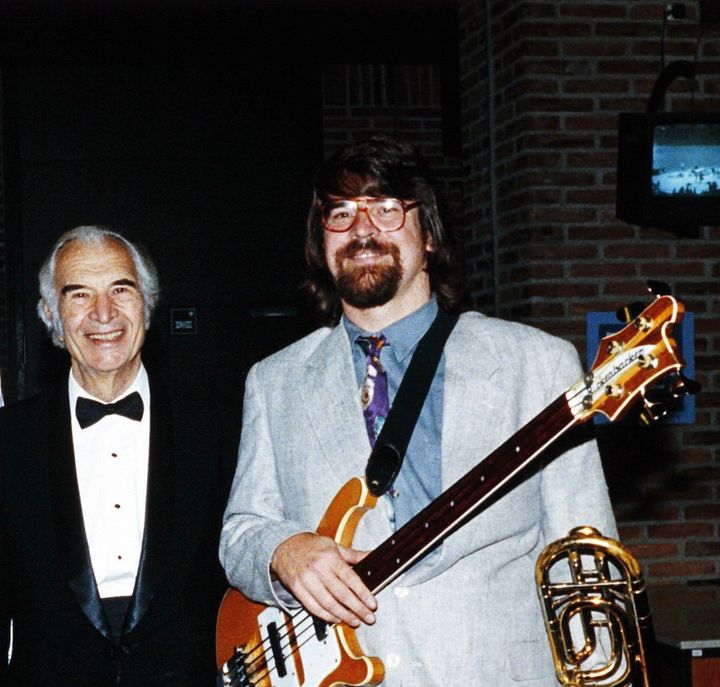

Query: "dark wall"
left=8, top=62, right=319, bottom=399
left=1, top=4, right=327, bottom=401
left=0, top=0, right=459, bottom=402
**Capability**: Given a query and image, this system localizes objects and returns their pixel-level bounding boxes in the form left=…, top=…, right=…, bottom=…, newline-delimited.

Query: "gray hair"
left=37, top=225, right=160, bottom=348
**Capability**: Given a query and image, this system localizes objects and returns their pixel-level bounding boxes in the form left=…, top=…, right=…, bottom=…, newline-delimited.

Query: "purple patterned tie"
left=356, top=335, right=389, bottom=446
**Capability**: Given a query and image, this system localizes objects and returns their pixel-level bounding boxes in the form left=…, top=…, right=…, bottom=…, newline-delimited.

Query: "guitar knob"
left=633, top=316, right=653, bottom=332
left=637, top=352, right=657, bottom=369
left=605, top=383, right=624, bottom=399
left=606, top=340, right=624, bottom=355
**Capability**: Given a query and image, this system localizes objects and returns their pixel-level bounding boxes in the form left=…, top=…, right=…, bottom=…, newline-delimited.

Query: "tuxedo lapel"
left=124, top=374, right=174, bottom=636
left=47, top=385, right=114, bottom=643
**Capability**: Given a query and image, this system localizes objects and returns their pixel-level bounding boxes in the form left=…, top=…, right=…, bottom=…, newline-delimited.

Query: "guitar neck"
left=354, top=392, right=582, bottom=594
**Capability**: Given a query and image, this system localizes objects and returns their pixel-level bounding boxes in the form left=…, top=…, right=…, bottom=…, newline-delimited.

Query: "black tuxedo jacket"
left=0, top=369, right=238, bottom=686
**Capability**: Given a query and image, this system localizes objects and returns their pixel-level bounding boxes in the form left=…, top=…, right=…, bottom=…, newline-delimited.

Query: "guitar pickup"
left=267, top=621, right=287, bottom=678
left=313, top=616, right=328, bottom=641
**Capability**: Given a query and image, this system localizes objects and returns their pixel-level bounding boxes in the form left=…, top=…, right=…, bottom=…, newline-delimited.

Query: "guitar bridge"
left=221, top=646, right=252, bottom=687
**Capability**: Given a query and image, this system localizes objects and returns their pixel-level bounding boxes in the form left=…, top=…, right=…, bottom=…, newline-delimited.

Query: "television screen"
left=652, top=123, right=720, bottom=197
left=617, top=112, right=720, bottom=232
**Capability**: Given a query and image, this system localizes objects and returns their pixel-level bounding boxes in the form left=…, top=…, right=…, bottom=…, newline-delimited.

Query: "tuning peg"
left=616, top=302, right=644, bottom=324
left=646, top=280, right=672, bottom=296
left=669, top=374, right=701, bottom=398
left=644, top=374, right=701, bottom=406
left=639, top=399, right=667, bottom=426
left=643, top=386, right=669, bottom=405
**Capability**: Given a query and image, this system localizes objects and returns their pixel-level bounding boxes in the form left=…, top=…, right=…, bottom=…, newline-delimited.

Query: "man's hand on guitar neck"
left=271, top=532, right=378, bottom=628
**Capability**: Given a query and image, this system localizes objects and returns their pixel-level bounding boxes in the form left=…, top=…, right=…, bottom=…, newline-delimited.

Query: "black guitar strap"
left=365, top=307, right=460, bottom=497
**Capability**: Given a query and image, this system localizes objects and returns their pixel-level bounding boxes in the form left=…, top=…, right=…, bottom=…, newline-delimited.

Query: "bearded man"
left=219, top=137, right=617, bottom=686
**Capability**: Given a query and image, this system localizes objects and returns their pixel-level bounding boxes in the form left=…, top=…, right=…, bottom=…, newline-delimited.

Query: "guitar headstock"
left=568, top=289, right=697, bottom=423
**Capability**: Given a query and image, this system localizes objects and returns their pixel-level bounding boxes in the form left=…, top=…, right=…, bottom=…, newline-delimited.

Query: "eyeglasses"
left=320, top=197, right=422, bottom=233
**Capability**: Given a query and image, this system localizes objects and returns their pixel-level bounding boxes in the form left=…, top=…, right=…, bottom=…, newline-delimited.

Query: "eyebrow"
left=60, top=278, right=137, bottom=295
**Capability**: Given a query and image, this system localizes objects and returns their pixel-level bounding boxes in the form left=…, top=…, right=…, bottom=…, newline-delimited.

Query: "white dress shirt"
left=69, top=365, right=151, bottom=599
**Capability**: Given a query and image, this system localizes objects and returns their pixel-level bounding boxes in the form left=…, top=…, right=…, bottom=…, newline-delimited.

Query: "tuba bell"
left=535, top=526, right=655, bottom=687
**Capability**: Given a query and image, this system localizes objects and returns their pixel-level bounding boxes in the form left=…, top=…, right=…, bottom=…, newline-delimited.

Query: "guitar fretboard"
left=353, top=393, right=580, bottom=593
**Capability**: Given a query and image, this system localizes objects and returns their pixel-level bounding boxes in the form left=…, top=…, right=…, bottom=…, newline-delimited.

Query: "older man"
left=0, top=226, right=235, bottom=686
left=219, top=138, right=617, bottom=686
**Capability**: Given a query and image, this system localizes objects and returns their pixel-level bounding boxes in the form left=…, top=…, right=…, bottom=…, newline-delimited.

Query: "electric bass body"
left=216, top=477, right=384, bottom=687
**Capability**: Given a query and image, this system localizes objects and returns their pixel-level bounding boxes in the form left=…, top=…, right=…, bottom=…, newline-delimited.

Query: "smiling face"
left=323, top=196, right=434, bottom=326
left=50, top=238, right=146, bottom=400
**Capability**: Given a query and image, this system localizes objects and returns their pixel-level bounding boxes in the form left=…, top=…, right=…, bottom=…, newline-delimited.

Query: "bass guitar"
left=216, top=288, right=695, bottom=687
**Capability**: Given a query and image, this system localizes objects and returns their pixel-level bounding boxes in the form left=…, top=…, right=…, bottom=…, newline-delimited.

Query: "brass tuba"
left=535, top=526, right=654, bottom=687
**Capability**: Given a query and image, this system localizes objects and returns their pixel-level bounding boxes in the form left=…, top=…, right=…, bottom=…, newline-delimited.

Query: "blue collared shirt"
left=343, top=297, right=444, bottom=531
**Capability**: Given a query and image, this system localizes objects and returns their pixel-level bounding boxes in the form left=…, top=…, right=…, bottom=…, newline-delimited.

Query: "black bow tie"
left=75, top=391, right=144, bottom=429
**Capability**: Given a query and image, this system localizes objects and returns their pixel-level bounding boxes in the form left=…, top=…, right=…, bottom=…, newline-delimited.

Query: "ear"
left=43, top=303, right=63, bottom=342
left=425, top=234, right=436, bottom=253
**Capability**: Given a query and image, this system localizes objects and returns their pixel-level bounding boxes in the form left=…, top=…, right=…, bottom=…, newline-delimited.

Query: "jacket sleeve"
left=218, top=364, right=312, bottom=607
left=538, top=339, right=617, bottom=542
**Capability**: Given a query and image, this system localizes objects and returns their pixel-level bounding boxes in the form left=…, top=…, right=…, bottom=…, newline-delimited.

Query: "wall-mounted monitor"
left=616, top=112, right=720, bottom=232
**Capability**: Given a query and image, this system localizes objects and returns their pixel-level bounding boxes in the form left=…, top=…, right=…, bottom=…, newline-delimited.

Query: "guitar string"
left=234, top=385, right=593, bottom=683
left=240, top=608, right=320, bottom=683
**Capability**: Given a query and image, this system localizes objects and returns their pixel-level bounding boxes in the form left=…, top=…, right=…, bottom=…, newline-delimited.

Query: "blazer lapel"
left=403, top=316, right=504, bottom=586
left=441, top=318, right=504, bottom=487
left=48, top=385, right=114, bottom=643
left=302, top=325, right=370, bottom=483
left=300, top=326, right=392, bottom=545
left=124, top=373, right=174, bottom=635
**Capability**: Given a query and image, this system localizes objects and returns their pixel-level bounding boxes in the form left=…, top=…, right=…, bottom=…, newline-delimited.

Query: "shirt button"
left=386, top=654, right=401, bottom=668
left=114, top=504, right=121, bottom=509
left=394, top=586, right=409, bottom=598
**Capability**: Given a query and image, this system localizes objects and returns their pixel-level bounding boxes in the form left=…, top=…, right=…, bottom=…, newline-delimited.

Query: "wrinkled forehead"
left=55, top=238, right=138, bottom=285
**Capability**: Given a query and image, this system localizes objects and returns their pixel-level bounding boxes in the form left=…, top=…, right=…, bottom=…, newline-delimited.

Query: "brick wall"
left=457, top=0, right=720, bottom=585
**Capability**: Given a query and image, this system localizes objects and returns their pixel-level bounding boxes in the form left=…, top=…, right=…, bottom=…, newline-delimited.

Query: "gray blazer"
left=220, top=311, right=617, bottom=686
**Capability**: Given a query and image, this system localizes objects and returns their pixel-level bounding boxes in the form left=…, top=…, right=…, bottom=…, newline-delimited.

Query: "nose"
left=349, top=205, right=379, bottom=238
left=90, top=293, right=117, bottom=324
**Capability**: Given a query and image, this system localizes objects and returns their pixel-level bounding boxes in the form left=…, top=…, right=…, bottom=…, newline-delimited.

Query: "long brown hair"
left=303, top=136, right=466, bottom=324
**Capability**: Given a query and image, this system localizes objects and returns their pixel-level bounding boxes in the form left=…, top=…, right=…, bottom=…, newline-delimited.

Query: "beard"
left=332, top=236, right=404, bottom=309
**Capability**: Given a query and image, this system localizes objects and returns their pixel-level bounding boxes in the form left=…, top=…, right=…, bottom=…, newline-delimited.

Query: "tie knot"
left=356, top=334, right=388, bottom=359
left=75, top=391, right=144, bottom=429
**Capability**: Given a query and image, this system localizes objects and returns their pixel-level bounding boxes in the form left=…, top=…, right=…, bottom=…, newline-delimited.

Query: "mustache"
left=335, top=236, right=391, bottom=261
